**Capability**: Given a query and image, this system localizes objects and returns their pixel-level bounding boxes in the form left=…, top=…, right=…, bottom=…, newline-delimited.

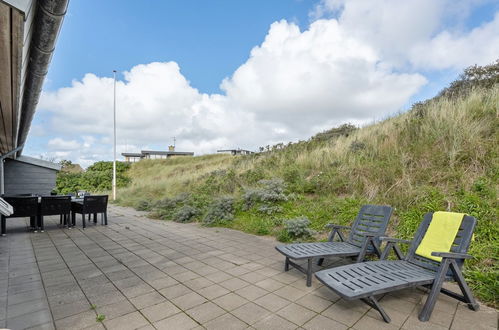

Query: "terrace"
left=0, top=205, right=495, bottom=330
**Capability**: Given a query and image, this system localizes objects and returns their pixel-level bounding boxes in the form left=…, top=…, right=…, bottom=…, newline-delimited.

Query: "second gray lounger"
left=275, top=205, right=393, bottom=286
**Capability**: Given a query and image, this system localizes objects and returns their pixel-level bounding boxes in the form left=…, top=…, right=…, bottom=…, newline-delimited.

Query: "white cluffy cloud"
left=36, top=0, right=499, bottom=166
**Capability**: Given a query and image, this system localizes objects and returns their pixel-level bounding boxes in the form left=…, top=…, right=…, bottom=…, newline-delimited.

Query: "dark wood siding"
left=4, top=159, right=57, bottom=195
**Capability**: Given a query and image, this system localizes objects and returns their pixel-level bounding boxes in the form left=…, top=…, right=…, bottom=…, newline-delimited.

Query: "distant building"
left=122, top=146, right=194, bottom=162
left=217, top=149, right=254, bottom=156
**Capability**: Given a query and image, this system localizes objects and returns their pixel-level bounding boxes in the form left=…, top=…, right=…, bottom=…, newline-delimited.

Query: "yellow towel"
left=415, top=211, right=464, bottom=262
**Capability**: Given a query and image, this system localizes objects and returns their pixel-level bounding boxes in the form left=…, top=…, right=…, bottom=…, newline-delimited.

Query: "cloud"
left=34, top=1, right=498, bottom=166
left=47, top=138, right=81, bottom=150
left=310, top=0, right=499, bottom=70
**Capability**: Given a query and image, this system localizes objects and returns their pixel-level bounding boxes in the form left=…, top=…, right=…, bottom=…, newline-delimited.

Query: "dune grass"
left=116, top=87, right=498, bottom=306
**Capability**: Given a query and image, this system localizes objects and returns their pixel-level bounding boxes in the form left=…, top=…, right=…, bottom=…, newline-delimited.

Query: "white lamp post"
left=112, top=70, right=117, bottom=201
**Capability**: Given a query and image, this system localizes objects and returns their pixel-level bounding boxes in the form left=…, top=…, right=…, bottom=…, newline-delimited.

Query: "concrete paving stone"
left=153, top=312, right=199, bottom=330
left=352, top=314, right=400, bottom=330
left=309, top=286, right=341, bottom=302
left=140, top=301, right=180, bottom=322
left=204, top=271, right=233, bottom=283
left=450, top=303, right=497, bottom=330
left=197, top=284, right=231, bottom=300
left=6, top=308, right=53, bottom=330
left=170, top=270, right=200, bottom=282
left=231, top=302, right=272, bottom=325
left=103, top=311, right=150, bottom=330
left=147, top=275, right=178, bottom=290
left=254, top=293, right=291, bottom=312
left=302, top=314, right=348, bottom=330
left=159, top=283, right=194, bottom=300
left=213, top=293, right=249, bottom=311
left=8, top=288, right=46, bottom=305
left=401, top=315, right=449, bottom=330
left=185, top=301, right=225, bottom=324
left=203, top=313, right=248, bottom=330
left=88, top=290, right=127, bottom=308
left=121, top=283, right=156, bottom=299
left=106, top=269, right=136, bottom=281
left=381, top=294, right=420, bottom=314
left=9, top=272, right=42, bottom=286
left=255, top=278, right=286, bottom=292
left=113, top=276, right=145, bottom=289
left=183, top=277, right=214, bottom=291
left=82, top=283, right=119, bottom=298
left=96, top=299, right=136, bottom=321
left=276, top=303, right=317, bottom=326
left=225, top=266, right=252, bottom=277
left=252, top=314, right=298, bottom=330
left=219, top=277, right=250, bottom=291
left=366, top=304, right=412, bottom=326
left=129, top=291, right=167, bottom=309
left=8, top=280, right=45, bottom=295
left=26, top=321, right=56, bottom=330
left=239, top=271, right=267, bottom=284
left=295, top=293, right=332, bottom=313
left=235, top=284, right=269, bottom=301
left=171, top=291, right=208, bottom=310
left=7, top=297, right=49, bottom=319
left=321, top=300, right=367, bottom=327
left=51, top=298, right=92, bottom=320
left=274, top=285, right=308, bottom=301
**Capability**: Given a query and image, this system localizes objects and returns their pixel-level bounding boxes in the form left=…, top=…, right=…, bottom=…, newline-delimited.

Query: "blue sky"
left=30, top=0, right=499, bottom=165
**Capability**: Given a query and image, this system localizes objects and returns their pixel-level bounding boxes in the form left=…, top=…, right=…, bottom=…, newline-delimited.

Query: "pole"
left=112, top=70, right=117, bottom=201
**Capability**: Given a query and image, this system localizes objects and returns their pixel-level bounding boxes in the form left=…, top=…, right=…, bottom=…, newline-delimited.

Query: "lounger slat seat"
left=317, top=260, right=436, bottom=299
left=276, top=242, right=362, bottom=259
left=276, top=205, right=393, bottom=286
left=315, top=212, right=479, bottom=323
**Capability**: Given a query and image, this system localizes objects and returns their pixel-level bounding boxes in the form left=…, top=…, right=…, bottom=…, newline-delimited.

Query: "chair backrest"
left=406, top=212, right=476, bottom=272
left=347, top=205, right=393, bottom=248
left=83, top=195, right=108, bottom=214
left=2, top=196, right=39, bottom=217
left=40, top=196, right=72, bottom=215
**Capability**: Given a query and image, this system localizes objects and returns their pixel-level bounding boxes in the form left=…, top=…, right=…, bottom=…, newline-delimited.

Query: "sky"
left=27, top=0, right=499, bottom=167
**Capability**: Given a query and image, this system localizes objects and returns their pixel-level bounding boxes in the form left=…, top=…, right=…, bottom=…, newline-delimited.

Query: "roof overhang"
left=0, top=0, right=68, bottom=157
left=11, top=154, right=61, bottom=170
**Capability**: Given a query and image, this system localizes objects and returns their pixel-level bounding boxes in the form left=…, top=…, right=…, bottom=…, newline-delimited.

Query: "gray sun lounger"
left=315, top=212, right=479, bottom=323
left=275, top=205, right=393, bottom=286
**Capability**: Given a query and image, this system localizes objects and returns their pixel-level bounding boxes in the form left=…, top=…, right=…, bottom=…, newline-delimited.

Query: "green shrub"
left=243, top=178, right=288, bottom=209
left=203, top=197, right=234, bottom=225
left=258, top=205, right=283, bottom=215
left=173, top=205, right=199, bottom=223
left=136, top=200, right=153, bottom=211
left=284, top=216, right=315, bottom=239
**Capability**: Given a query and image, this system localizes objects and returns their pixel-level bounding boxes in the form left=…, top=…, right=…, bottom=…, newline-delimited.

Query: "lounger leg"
left=362, top=296, right=391, bottom=323
left=306, top=258, right=313, bottom=287
left=449, top=259, right=479, bottom=311
left=39, top=216, right=44, bottom=232
left=419, top=259, right=449, bottom=322
left=82, top=213, right=86, bottom=229
left=317, top=258, right=324, bottom=266
left=93, top=213, right=97, bottom=223
left=285, top=257, right=289, bottom=271
left=104, top=212, right=108, bottom=225
left=1, top=216, right=5, bottom=236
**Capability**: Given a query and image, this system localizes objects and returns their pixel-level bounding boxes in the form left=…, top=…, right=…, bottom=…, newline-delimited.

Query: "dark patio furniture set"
left=0, top=195, right=108, bottom=235
left=276, top=205, right=480, bottom=323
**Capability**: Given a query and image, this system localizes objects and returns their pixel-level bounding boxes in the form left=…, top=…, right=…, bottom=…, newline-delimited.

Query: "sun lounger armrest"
left=379, top=237, right=412, bottom=244
left=379, top=237, right=410, bottom=260
left=325, top=224, right=350, bottom=242
left=431, top=252, right=473, bottom=259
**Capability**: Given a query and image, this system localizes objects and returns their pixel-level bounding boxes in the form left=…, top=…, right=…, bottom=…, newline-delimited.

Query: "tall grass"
left=117, top=87, right=498, bottom=306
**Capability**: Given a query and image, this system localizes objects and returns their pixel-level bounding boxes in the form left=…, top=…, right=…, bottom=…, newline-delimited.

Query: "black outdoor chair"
left=275, top=205, right=393, bottom=286
left=315, top=212, right=479, bottom=323
left=71, top=195, right=108, bottom=228
left=39, top=196, right=72, bottom=232
left=1, top=196, right=39, bottom=235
